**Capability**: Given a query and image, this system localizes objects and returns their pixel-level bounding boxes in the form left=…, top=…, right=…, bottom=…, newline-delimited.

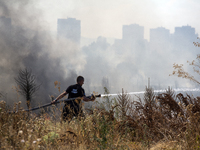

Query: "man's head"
left=77, top=76, right=84, bottom=86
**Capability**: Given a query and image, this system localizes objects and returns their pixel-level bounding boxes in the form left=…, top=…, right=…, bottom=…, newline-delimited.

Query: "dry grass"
left=1, top=87, right=200, bottom=149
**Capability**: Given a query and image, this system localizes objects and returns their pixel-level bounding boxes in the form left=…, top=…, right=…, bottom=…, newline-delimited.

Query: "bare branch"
left=170, top=63, right=200, bottom=85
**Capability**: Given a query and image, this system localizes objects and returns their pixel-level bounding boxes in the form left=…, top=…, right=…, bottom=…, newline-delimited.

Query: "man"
left=52, top=76, right=95, bottom=122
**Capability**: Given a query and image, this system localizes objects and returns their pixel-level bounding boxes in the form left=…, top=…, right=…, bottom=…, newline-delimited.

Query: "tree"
left=171, top=38, right=200, bottom=84
left=15, top=68, right=40, bottom=109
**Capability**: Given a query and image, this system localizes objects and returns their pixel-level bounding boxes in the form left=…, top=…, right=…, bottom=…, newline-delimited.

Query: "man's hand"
left=90, top=96, right=96, bottom=101
left=51, top=99, right=57, bottom=104
left=51, top=91, right=67, bottom=104
left=83, top=96, right=96, bottom=102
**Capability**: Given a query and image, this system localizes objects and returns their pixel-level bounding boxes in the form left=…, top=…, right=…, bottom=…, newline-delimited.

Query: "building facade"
left=57, top=18, right=81, bottom=45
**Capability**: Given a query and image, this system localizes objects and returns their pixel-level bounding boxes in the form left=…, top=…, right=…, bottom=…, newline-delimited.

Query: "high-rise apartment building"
left=149, top=27, right=170, bottom=52
left=172, top=25, right=198, bottom=53
left=173, top=25, right=198, bottom=43
left=57, top=18, right=81, bottom=44
left=150, top=27, right=170, bottom=43
left=122, top=24, right=144, bottom=41
left=122, top=23, right=146, bottom=54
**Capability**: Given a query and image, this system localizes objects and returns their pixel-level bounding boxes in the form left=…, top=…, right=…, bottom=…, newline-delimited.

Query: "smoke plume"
left=0, top=0, right=85, bottom=107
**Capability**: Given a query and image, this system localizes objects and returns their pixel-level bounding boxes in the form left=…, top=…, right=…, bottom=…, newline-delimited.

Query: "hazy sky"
left=1, top=0, right=199, bottom=103
left=35, top=0, right=200, bottom=40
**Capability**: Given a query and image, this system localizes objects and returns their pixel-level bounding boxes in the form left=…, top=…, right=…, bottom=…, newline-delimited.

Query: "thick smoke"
left=1, top=0, right=200, bottom=109
left=81, top=33, right=199, bottom=95
left=0, top=1, right=86, bottom=107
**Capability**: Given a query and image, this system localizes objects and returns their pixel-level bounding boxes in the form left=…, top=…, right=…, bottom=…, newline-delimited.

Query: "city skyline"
left=0, top=1, right=199, bottom=40
left=55, top=17, right=198, bottom=47
left=33, top=0, right=200, bottom=41
left=1, top=15, right=198, bottom=50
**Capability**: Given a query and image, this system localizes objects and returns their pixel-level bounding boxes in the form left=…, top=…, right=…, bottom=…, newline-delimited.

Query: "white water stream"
left=100, top=88, right=200, bottom=97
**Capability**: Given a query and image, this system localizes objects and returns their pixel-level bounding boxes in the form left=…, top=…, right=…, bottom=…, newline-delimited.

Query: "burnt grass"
left=1, top=87, right=200, bottom=149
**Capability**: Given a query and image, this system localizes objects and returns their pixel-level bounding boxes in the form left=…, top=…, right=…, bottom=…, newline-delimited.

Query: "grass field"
left=1, top=87, right=200, bottom=149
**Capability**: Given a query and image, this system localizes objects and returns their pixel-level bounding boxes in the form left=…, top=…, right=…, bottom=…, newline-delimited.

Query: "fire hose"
left=8, top=94, right=101, bottom=113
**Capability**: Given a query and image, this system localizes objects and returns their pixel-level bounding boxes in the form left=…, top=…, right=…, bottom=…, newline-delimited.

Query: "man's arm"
left=83, top=96, right=95, bottom=102
left=51, top=91, right=68, bottom=104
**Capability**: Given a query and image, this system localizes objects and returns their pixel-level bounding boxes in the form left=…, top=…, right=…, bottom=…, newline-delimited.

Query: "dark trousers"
left=62, top=104, right=84, bottom=122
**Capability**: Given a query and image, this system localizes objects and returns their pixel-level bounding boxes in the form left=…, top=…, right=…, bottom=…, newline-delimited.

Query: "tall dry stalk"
left=116, top=88, right=131, bottom=120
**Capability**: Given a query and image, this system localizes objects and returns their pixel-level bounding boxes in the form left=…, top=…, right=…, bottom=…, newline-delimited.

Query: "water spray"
left=100, top=88, right=200, bottom=97
left=8, top=88, right=200, bottom=113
